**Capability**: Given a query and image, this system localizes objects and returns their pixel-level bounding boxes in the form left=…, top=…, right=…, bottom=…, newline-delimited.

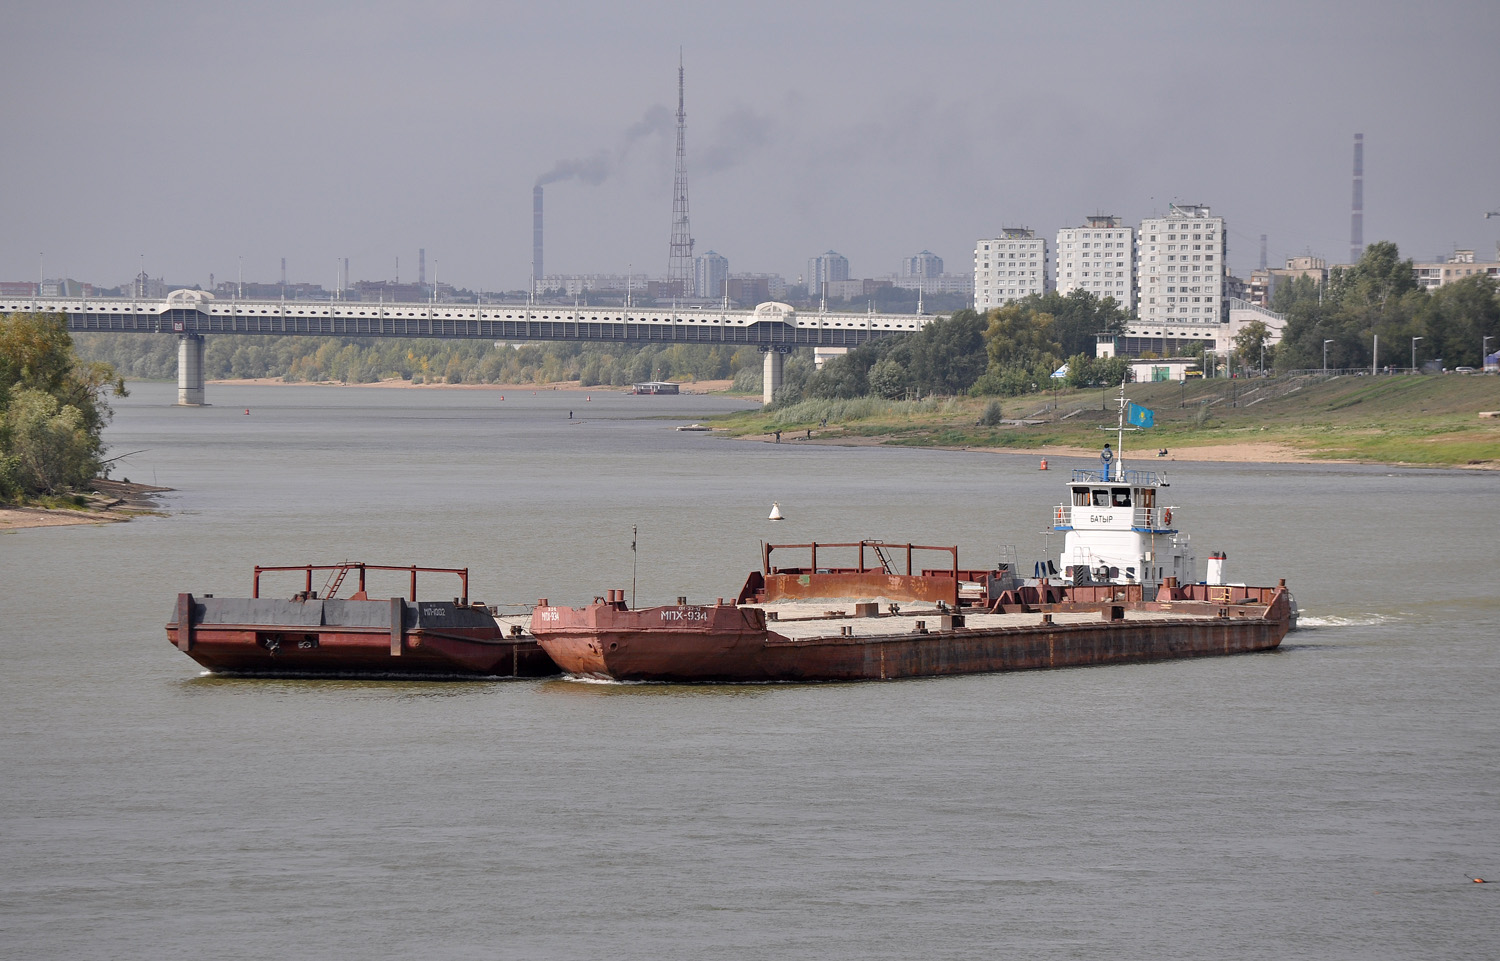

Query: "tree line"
left=1, top=313, right=125, bottom=500
left=1269, top=242, right=1499, bottom=371
left=71, top=334, right=767, bottom=389
left=773, top=289, right=1133, bottom=404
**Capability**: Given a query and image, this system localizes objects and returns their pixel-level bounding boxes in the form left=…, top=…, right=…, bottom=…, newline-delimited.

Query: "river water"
left=2, top=381, right=1496, bottom=960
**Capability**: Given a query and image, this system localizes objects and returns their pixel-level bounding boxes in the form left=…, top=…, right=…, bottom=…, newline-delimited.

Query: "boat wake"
left=1296, top=612, right=1402, bottom=628
left=560, top=674, right=654, bottom=686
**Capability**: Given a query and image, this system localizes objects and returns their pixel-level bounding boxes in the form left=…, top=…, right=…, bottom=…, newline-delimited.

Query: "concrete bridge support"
left=177, top=333, right=205, bottom=405
left=762, top=349, right=784, bottom=405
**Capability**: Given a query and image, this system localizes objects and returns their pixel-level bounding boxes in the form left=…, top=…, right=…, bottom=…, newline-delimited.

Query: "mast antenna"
left=667, top=50, right=694, bottom=294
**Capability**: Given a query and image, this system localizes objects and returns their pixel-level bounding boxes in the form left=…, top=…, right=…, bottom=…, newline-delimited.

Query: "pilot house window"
left=1112, top=488, right=1132, bottom=507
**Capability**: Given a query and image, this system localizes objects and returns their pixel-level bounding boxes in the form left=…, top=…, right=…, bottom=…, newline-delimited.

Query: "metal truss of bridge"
left=3, top=291, right=938, bottom=406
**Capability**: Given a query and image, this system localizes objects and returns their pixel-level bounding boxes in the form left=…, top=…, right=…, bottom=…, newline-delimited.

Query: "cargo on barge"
left=166, top=563, right=557, bottom=678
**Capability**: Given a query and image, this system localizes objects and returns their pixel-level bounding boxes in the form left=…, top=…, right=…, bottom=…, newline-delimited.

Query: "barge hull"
left=168, top=594, right=556, bottom=678
left=532, top=589, right=1293, bottom=683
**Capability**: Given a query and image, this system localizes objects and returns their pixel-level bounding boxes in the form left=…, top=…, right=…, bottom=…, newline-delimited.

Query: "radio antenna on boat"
left=631, top=525, right=638, bottom=608
left=1100, top=378, right=1136, bottom=480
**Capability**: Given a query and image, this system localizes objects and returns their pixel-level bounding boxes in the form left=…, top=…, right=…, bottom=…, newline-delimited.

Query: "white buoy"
left=768, top=502, right=784, bottom=521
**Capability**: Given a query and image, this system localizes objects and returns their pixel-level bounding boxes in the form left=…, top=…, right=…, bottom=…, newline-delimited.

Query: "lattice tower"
left=667, top=55, right=694, bottom=292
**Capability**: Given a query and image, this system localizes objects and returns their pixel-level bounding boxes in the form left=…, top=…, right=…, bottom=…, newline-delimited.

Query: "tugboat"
left=530, top=387, right=1296, bottom=682
left=166, top=563, right=557, bottom=678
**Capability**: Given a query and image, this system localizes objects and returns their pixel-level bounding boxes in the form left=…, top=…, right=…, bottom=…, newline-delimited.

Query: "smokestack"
left=1259, top=234, right=1268, bottom=271
left=1351, top=133, right=1364, bottom=263
left=280, top=257, right=287, bottom=286
left=533, top=185, right=544, bottom=292
left=419, top=248, right=426, bottom=287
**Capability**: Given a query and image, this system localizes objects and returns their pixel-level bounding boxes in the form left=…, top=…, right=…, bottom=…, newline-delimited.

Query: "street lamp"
left=1323, top=339, right=1334, bottom=373
left=1411, top=336, right=1423, bottom=374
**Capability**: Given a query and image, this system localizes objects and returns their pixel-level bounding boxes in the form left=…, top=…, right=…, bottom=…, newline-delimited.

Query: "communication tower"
left=667, top=53, right=694, bottom=294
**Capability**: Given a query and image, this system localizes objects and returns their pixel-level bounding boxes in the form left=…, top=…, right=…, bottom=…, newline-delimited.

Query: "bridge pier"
left=177, top=333, right=205, bottom=406
left=762, top=349, right=784, bottom=405
left=813, top=346, right=848, bottom=370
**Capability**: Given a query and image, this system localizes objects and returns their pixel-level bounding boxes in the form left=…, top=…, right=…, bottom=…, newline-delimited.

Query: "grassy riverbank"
left=712, top=373, right=1500, bottom=468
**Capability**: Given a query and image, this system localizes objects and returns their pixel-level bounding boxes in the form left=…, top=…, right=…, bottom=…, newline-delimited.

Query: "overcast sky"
left=4, top=0, right=1499, bottom=292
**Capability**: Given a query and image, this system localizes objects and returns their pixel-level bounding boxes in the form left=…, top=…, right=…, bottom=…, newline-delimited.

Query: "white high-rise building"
left=902, top=250, right=944, bottom=280
left=694, top=250, right=729, bottom=299
left=807, top=250, right=850, bottom=297
left=1055, top=215, right=1136, bottom=310
left=973, top=228, right=1050, bottom=310
left=1136, top=204, right=1228, bottom=331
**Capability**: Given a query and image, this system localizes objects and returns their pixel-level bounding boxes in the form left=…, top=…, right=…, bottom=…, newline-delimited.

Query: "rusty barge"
left=530, top=544, right=1294, bottom=683
left=166, top=563, right=556, bottom=678
left=530, top=388, right=1295, bottom=683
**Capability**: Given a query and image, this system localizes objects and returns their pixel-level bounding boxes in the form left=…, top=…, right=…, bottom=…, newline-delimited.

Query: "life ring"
left=1163, top=508, right=1172, bottom=526
left=1055, top=507, right=1064, bottom=525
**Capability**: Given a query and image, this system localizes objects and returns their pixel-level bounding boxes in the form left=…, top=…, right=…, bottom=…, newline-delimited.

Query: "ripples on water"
left=1, top=382, right=1496, bottom=960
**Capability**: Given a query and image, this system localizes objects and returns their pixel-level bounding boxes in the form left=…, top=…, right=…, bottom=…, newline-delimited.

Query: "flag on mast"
left=1127, top=403, right=1155, bottom=428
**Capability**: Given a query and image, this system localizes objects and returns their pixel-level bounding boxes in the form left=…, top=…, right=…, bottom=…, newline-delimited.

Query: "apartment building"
left=973, top=228, right=1050, bottom=310
left=1136, top=204, right=1227, bottom=330
left=1055, top=215, right=1136, bottom=309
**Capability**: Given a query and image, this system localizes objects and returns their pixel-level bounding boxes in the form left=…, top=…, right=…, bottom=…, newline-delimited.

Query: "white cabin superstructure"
left=1053, top=466, right=1194, bottom=589
left=1050, top=382, right=1197, bottom=590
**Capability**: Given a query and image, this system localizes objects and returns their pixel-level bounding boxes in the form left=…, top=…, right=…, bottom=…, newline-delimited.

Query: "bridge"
left=2, top=290, right=941, bottom=405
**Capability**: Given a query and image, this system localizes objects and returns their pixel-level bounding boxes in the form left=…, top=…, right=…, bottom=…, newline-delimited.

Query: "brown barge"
left=167, top=563, right=557, bottom=678
left=533, top=396, right=1297, bottom=683
left=530, top=542, right=1295, bottom=683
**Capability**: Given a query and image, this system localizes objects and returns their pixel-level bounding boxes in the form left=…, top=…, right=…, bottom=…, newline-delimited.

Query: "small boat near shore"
left=166, top=563, right=557, bottom=678
left=530, top=390, right=1297, bottom=683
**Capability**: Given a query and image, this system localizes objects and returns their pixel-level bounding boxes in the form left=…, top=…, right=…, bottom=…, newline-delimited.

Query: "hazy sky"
left=5, top=0, right=1499, bottom=292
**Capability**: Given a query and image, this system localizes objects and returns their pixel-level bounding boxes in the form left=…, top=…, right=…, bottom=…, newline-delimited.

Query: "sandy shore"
left=0, top=480, right=171, bottom=531
left=746, top=432, right=1341, bottom=465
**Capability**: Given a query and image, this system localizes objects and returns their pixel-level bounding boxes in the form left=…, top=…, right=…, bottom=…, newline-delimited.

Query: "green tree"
left=1, top=312, right=125, bottom=499
left=1234, top=320, right=1272, bottom=371
left=983, top=303, right=1062, bottom=371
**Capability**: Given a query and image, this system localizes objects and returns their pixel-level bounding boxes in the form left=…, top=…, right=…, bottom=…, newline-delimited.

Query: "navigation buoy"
left=587, top=395, right=591, bottom=401
left=500, top=395, right=505, bottom=400
left=1039, top=458, right=1048, bottom=470
left=1471, top=876, right=1487, bottom=883
left=244, top=409, right=250, bottom=415
left=768, top=502, right=784, bottom=521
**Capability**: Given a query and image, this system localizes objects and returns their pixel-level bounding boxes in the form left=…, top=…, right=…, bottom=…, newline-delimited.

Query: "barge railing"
left=252, top=563, right=469, bottom=604
left=762, top=541, right=959, bottom=580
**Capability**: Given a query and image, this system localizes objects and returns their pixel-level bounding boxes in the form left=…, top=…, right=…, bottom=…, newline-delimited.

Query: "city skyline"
left=4, top=1, right=1498, bottom=292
